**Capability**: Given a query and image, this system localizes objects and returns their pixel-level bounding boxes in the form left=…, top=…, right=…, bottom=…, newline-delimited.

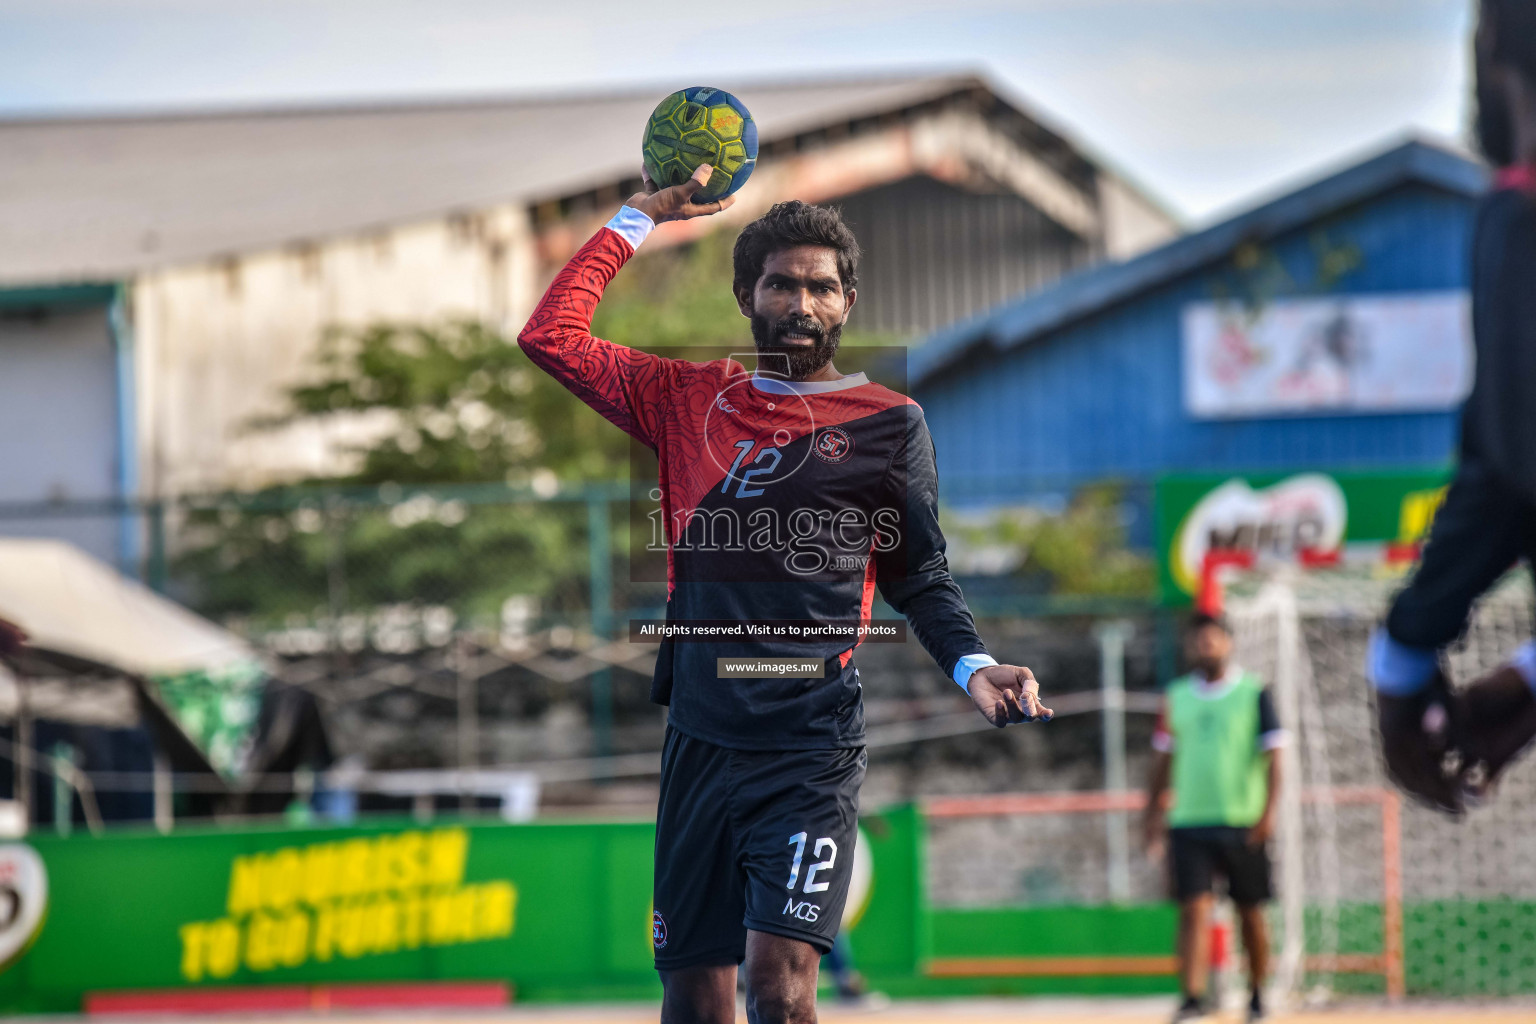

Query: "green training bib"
left=1165, top=671, right=1269, bottom=828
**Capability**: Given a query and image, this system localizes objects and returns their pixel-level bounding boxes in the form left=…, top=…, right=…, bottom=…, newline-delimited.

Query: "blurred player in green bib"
left=1144, top=613, right=1285, bottom=1023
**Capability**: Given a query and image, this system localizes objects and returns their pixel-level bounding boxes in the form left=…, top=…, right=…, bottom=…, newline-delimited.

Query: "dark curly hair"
left=732, top=201, right=861, bottom=297
left=1484, top=0, right=1536, bottom=83
left=1185, top=611, right=1231, bottom=636
left=1477, top=0, right=1536, bottom=164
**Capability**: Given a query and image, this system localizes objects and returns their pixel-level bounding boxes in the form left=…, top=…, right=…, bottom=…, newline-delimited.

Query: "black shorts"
left=1168, top=827, right=1272, bottom=905
left=652, top=725, right=866, bottom=970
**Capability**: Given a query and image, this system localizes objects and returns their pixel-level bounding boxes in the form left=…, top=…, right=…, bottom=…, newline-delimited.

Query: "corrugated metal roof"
left=910, top=137, right=1488, bottom=387
left=0, top=73, right=1031, bottom=287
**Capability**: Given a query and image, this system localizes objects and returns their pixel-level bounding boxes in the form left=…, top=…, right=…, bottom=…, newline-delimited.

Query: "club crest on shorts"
left=652, top=910, right=668, bottom=950
left=813, top=426, right=853, bottom=464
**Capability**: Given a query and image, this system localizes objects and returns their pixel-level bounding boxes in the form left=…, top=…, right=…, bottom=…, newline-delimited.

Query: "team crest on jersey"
left=652, top=910, right=668, bottom=950
left=813, top=426, right=853, bottom=464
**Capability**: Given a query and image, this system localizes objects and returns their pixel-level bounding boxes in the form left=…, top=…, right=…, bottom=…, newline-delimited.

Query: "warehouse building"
left=0, top=74, right=1176, bottom=571
left=908, top=139, right=1486, bottom=599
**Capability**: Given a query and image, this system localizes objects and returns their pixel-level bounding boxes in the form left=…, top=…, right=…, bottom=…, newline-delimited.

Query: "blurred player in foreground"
left=1145, top=613, right=1284, bottom=1023
left=1367, top=0, right=1536, bottom=813
left=518, top=167, right=1051, bottom=1024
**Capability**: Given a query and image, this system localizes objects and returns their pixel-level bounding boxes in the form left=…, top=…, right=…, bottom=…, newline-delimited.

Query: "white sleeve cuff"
left=953, top=653, right=998, bottom=693
left=1259, top=729, right=1289, bottom=751
left=605, top=205, right=656, bottom=251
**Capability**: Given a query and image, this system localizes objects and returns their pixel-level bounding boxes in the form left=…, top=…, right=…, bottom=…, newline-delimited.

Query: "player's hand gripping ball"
left=642, top=87, right=758, bottom=202
left=1378, top=665, right=1536, bottom=814
left=1455, top=665, right=1536, bottom=803
left=1376, top=670, right=1467, bottom=814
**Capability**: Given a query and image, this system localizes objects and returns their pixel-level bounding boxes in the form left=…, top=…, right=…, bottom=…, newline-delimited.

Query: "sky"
left=0, top=0, right=1475, bottom=223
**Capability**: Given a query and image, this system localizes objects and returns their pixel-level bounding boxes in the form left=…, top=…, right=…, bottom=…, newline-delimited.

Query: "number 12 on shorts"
left=786, top=831, right=837, bottom=892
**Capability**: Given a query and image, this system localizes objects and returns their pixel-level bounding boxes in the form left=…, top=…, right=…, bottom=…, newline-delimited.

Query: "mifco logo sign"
left=0, top=845, right=47, bottom=970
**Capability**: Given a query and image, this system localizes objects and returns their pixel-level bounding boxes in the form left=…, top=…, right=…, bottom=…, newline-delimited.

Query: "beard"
left=751, top=314, right=842, bottom=381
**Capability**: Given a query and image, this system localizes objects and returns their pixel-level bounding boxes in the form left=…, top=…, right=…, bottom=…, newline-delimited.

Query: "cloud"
left=1005, top=28, right=1469, bottom=215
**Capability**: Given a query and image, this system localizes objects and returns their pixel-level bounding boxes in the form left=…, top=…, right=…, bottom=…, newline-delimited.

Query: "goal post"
left=909, top=558, right=1530, bottom=1008
left=921, top=784, right=1404, bottom=1003
left=1225, top=564, right=1536, bottom=1004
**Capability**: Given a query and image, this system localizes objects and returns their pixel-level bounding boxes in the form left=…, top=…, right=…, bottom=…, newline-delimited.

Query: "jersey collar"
left=1191, top=666, right=1244, bottom=699
left=751, top=372, right=869, bottom=395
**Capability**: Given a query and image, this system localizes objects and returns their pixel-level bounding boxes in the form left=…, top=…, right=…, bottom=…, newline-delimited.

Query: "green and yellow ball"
left=642, top=87, right=758, bottom=202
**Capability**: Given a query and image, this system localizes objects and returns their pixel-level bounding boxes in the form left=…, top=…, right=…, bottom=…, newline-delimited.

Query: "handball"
left=642, top=87, right=758, bottom=202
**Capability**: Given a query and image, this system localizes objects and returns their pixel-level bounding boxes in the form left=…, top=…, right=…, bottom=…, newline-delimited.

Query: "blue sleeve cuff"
left=1367, top=628, right=1439, bottom=696
left=605, top=205, right=655, bottom=251
left=1512, top=641, right=1536, bottom=692
left=954, top=653, right=998, bottom=693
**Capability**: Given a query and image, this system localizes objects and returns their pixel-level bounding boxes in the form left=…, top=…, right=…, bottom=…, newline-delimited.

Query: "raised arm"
left=517, top=165, right=734, bottom=449
left=875, top=404, right=1051, bottom=726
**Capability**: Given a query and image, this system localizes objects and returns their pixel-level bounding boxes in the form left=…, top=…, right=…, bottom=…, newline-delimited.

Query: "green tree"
left=175, top=320, right=637, bottom=629
left=944, top=485, right=1154, bottom=598
left=271, top=319, right=628, bottom=486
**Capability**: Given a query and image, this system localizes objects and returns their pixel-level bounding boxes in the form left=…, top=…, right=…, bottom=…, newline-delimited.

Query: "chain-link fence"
left=0, top=487, right=1176, bottom=832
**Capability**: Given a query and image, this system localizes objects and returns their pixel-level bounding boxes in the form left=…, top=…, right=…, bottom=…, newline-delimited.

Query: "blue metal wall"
left=917, top=183, right=1475, bottom=509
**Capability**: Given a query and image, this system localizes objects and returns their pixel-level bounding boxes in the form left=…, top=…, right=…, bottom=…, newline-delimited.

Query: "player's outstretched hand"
left=969, top=664, right=1053, bottom=728
left=1246, top=809, right=1276, bottom=849
left=625, top=164, right=735, bottom=224
left=1375, top=671, right=1466, bottom=814
left=1142, top=807, right=1166, bottom=861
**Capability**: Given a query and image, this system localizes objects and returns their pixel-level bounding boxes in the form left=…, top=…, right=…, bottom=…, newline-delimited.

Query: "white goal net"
left=1226, top=566, right=1536, bottom=1005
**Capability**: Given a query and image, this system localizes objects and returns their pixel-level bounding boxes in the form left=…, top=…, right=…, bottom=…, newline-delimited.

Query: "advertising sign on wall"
left=0, top=820, right=653, bottom=1013
left=0, top=809, right=923, bottom=1015
left=1182, top=292, right=1472, bottom=418
left=1155, top=470, right=1452, bottom=604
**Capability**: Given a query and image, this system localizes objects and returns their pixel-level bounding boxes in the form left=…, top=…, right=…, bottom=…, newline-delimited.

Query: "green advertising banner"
left=1154, top=469, right=1452, bottom=605
left=0, top=806, right=927, bottom=1014
left=0, top=819, right=656, bottom=1013
left=3, top=807, right=1522, bottom=1006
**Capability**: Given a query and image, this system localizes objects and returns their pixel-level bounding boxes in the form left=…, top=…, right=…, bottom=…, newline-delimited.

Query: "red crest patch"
left=813, top=426, right=853, bottom=464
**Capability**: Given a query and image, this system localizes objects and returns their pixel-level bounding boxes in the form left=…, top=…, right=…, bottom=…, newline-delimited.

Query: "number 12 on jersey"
left=723, top=439, right=781, bottom=500
left=786, top=831, right=837, bottom=893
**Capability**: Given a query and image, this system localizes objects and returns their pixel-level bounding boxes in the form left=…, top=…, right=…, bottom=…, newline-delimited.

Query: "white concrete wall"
left=133, top=204, right=536, bottom=496
left=1097, top=171, right=1181, bottom=261
left=0, top=307, right=117, bottom=503
left=0, top=306, right=122, bottom=561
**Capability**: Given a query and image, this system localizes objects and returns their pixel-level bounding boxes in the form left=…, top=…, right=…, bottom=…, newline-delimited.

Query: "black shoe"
left=1170, top=995, right=1209, bottom=1022
left=1247, top=989, right=1267, bottom=1022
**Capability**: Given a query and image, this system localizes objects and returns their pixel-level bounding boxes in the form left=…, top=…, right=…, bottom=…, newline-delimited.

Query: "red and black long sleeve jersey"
left=518, top=223, right=986, bottom=750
